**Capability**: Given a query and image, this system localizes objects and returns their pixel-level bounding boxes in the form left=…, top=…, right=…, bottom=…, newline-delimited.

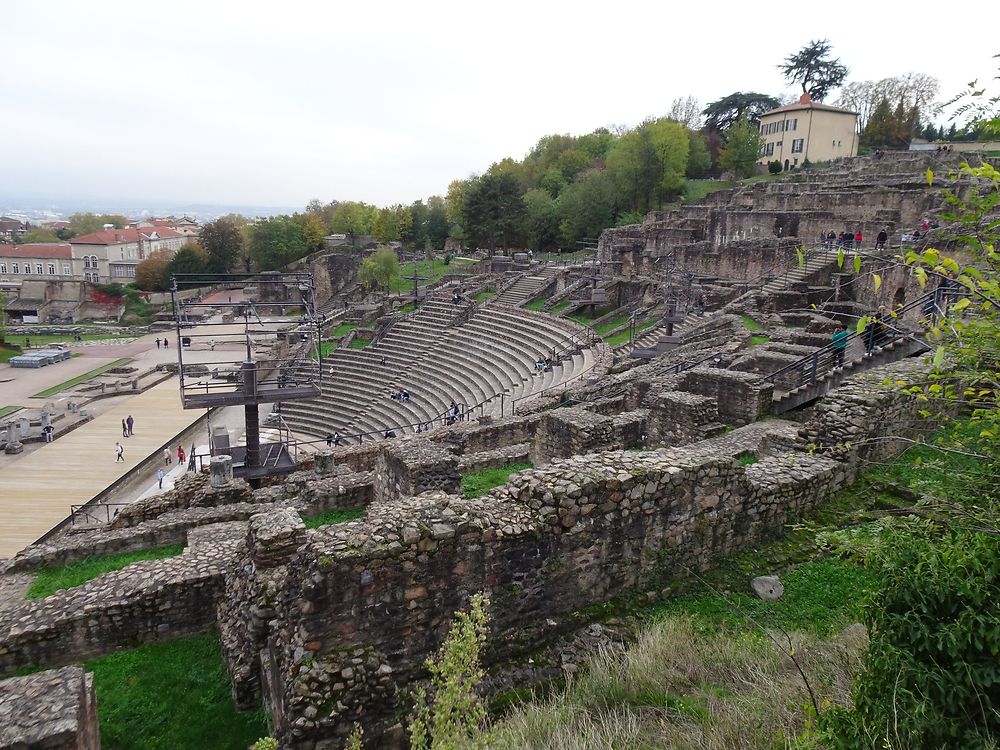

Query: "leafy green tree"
left=166, top=244, right=207, bottom=280
left=702, top=92, right=780, bottom=133
left=68, top=212, right=128, bottom=236
left=462, top=173, right=526, bottom=254
left=720, top=116, right=762, bottom=178
left=606, top=127, right=661, bottom=214
left=330, top=202, right=375, bottom=246
left=538, top=168, right=568, bottom=198
left=522, top=188, right=560, bottom=251
left=134, top=249, right=172, bottom=291
left=556, top=170, right=616, bottom=247
left=667, top=95, right=702, bottom=129
left=248, top=216, right=308, bottom=271
left=358, top=246, right=399, bottom=291
left=576, top=128, right=614, bottom=161
left=19, top=227, right=61, bottom=243
left=198, top=217, right=245, bottom=274
left=409, top=594, right=490, bottom=750
left=685, top=130, right=712, bottom=178
left=406, top=200, right=429, bottom=250
left=647, top=118, right=689, bottom=203
left=294, top=213, right=328, bottom=254
left=425, top=197, right=449, bottom=253
left=779, top=38, right=848, bottom=102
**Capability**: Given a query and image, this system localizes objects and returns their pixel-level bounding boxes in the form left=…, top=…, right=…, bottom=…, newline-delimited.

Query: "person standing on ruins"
left=115, top=442, right=124, bottom=462
left=831, top=324, right=848, bottom=368
left=876, top=228, right=888, bottom=250
left=854, top=229, right=863, bottom=248
left=156, top=467, right=165, bottom=489
left=177, top=445, right=186, bottom=464
left=126, top=415, right=134, bottom=436
left=155, top=338, right=161, bottom=349
left=163, top=447, right=172, bottom=465
left=122, top=419, right=128, bottom=438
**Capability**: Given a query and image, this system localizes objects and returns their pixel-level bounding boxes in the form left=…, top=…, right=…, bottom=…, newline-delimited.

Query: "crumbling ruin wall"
left=260, top=442, right=844, bottom=747
left=0, top=666, right=100, bottom=750
left=676, top=368, right=773, bottom=425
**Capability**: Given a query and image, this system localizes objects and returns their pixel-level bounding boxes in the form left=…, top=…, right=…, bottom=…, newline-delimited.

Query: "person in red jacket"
left=854, top=229, right=863, bottom=246
left=177, top=445, right=186, bottom=464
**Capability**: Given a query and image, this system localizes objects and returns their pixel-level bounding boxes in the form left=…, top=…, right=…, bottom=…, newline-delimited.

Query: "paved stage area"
left=0, top=377, right=203, bottom=558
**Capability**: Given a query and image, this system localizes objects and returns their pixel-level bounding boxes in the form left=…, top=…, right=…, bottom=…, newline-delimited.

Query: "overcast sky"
left=4, top=0, right=996, bottom=210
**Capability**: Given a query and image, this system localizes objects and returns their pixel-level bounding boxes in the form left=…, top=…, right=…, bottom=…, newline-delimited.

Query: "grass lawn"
left=524, top=299, right=547, bottom=312
left=0, top=345, right=20, bottom=363
left=31, top=358, right=133, bottom=398
left=332, top=322, right=357, bottom=337
left=605, top=320, right=658, bottom=347
left=474, top=290, right=494, bottom=303
left=550, top=300, right=571, bottom=314
left=27, top=545, right=184, bottom=600
left=685, top=179, right=736, bottom=204
left=302, top=507, right=365, bottom=529
left=0, top=405, right=21, bottom=418
left=87, top=633, right=268, bottom=750
left=348, top=337, right=370, bottom=349
left=593, top=314, right=631, bottom=336
left=398, top=302, right=417, bottom=313
left=388, top=258, right=475, bottom=293
left=461, top=462, right=533, bottom=498
left=4, top=333, right=134, bottom=347
left=751, top=334, right=771, bottom=345
left=312, top=340, right=339, bottom=360
left=740, top=315, right=764, bottom=332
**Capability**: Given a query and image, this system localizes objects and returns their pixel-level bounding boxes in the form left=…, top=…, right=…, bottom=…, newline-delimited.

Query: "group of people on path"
left=822, top=228, right=890, bottom=251
left=154, top=337, right=170, bottom=349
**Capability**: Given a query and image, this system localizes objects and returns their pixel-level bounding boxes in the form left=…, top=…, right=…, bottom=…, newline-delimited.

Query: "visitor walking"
left=177, top=445, right=186, bottom=464
left=163, top=338, right=168, bottom=349
left=865, top=307, right=886, bottom=356
left=115, top=442, right=124, bottom=462
left=326, top=433, right=334, bottom=448
left=875, top=228, right=888, bottom=250
left=695, top=293, right=706, bottom=316
left=831, top=324, right=848, bottom=368
left=854, top=229, right=863, bottom=248
left=122, top=419, right=129, bottom=438
left=843, top=232, right=853, bottom=251
left=155, top=338, right=161, bottom=349
left=43, top=424, right=54, bottom=443
left=156, top=467, right=165, bottom=489
left=126, top=415, right=134, bottom=436
left=163, top=447, right=172, bottom=465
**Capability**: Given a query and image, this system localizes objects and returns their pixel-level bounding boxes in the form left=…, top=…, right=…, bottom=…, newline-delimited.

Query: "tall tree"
left=838, top=74, right=941, bottom=132
left=702, top=92, right=780, bottom=133
left=134, top=249, right=172, bottom=291
left=166, top=244, right=207, bottom=279
left=425, top=196, right=449, bottom=253
left=358, top=246, right=399, bottom=291
left=779, top=39, right=848, bottom=102
left=461, top=173, right=526, bottom=254
left=556, top=170, right=616, bottom=247
left=248, top=216, right=308, bottom=271
left=198, top=216, right=245, bottom=274
left=606, top=128, right=661, bottom=215
left=522, top=188, right=560, bottom=251
left=685, top=130, right=712, bottom=178
left=667, top=95, right=702, bottom=129
left=720, top=117, right=763, bottom=178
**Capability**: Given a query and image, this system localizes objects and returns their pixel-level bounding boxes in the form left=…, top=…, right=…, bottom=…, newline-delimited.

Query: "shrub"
left=768, top=160, right=783, bottom=174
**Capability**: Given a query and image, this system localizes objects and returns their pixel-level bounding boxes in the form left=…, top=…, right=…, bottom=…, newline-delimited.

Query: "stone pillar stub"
left=315, top=450, right=336, bottom=475
left=210, top=454, right=234, bottom=487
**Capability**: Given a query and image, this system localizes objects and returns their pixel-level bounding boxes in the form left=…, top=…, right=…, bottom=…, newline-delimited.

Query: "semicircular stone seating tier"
left=279, top=299, right=599, bottom=444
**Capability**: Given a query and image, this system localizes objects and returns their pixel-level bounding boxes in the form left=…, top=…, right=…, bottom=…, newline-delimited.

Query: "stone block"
left=0, top=666, right=99, bottom=750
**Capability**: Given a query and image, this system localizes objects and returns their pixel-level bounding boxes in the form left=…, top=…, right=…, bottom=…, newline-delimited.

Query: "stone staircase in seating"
left=279, top=300, right=601, bottom=443
left=491, top=267, right=558, bottom=306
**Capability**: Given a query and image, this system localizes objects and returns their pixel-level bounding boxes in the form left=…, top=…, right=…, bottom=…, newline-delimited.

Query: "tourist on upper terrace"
left=126, top=415, right=134, bottom=436
left=825, top=231, right=836, bottom=250
left=115, top=442, right=124, bottom=462
left=865, top=306, right=887, bottom=356
left=155, top=338, right=161, bottom=349
left=831, top=324, right=849, bottom=368
left=695, top=294, right=706, bottom=316
left=876, top=229, right=888, bottom=250
left=156, top=468, right=165, bottom=489
left=854, top=229, right=863, bottom=247
left=121, top=419, right=129, bottom=438
left=163, top=448, right=172, bottom=465
left=384, top=428, right=396, bottom=439
left=177, top=445, right=186, bottom=464
left=843, top=232, right=853, bottom=250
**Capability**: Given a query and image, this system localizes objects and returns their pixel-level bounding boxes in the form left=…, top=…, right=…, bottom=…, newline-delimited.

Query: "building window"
left=47, top=263, right=55, bottom=275
left=789, top=118, right=797, bottom=131
left=764, top=142, right=775, bottom=156
left=35, top=264, right=43, bottom=274
left=63, top=264, right=71, bottom=275
left=791, top=138, right=804, bottom=153
left=0, top=263, right=6, bottom=273
left=12, top=263, right=19, bottom=274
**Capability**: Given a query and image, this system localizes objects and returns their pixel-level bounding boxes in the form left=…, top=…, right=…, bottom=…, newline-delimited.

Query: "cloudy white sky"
left=4, top=0, right=996, bottom=209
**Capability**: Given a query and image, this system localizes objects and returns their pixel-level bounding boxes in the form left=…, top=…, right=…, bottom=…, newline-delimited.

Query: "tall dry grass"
left=481, top=617, right=867, bottom=750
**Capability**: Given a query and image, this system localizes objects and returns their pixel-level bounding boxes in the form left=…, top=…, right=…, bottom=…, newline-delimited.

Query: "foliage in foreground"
left=88, top=633, right=267, bottom=750
left=27, top=545, right=184, bottom=599
left=410, top=593, right=491, bottom=750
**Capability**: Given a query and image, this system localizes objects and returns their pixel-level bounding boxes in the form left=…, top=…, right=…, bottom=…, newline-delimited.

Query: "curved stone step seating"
left=491, top=270, right=557, bottom=307
left=282, top=301, right=596, bottom=442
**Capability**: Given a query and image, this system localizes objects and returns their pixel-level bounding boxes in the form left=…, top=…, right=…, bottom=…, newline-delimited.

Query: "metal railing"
left=760, top=289, right=956, bottom=390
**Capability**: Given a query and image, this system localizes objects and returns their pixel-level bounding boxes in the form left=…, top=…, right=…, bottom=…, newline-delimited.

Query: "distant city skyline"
left=4, top=1, right=995, bottom=209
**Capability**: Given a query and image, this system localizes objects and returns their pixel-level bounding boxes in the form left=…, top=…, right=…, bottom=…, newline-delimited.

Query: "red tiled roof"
left=762, top=93, right=857, bottom=117
left=70, top=227, right=185, bottom=245
left=0, top=243, right=73, bottom=259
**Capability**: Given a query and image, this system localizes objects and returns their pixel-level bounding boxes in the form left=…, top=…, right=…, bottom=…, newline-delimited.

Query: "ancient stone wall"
left=0, top=524, right=243, bottom=677
left=0, top=666, right=99, bottom=750
left=676, top=368, right=773, bottom=424
left=532, top=407, right=647, bottom=464
left=260, top=439, right=844, bottom=746
left=373, top=439, right=460, bottom=504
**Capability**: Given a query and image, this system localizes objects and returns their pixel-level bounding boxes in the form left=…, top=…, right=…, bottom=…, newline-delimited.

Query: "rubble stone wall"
left=0, top=666, right=99, bottom=750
